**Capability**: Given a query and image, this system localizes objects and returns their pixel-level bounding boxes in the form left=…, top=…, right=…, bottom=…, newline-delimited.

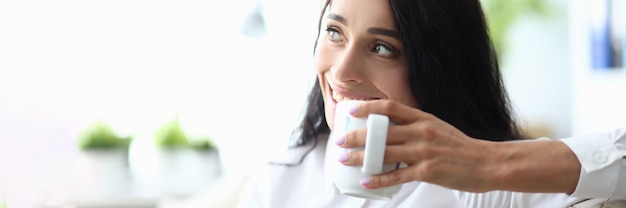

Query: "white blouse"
left=561, top=127, right=626, bottom=199
left=235, top=128, right=626, bottom=208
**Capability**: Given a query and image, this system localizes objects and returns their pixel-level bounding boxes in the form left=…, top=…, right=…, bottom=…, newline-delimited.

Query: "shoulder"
left=246, top=135, right=328, bottom=183
left=237, top=136, right=328, bottom=207
left=267, top=135, right=328, bottom=166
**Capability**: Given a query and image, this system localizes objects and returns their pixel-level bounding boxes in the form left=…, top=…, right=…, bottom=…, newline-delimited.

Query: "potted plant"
left=78, top=121, right=132, bottom=151
left=153, top=118, right=220, bottom=196
left=73, top=121, right=133, bottom=195
left=154, top=117, right=218, bottom=152
left=154, top=118, right=189, bottom=149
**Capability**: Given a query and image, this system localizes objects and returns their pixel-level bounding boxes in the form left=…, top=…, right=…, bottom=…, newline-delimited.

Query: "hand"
left=336, top=100, right=580, bottom=194
left=336, top=99, right=500, bottom=192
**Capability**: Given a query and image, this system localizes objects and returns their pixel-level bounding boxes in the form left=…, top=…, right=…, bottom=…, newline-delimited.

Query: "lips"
left=330, top=85, right=380, bottom=103
left=332, top=91, right=375, bottom=101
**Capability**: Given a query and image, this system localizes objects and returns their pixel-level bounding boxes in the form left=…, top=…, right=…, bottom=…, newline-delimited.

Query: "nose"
left=331, top=45, right=365, bottom=83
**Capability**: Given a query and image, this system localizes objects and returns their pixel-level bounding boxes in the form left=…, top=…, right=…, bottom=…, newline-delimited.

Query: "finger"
left=340, top=144, right=419, bottom=166
left=386, top=124, right=428, bottom=144
left=338, top=149, right=364, bottom=166
left=350, top=100, right=432, bottom=124
left=340, top=124, right=417, bottom=148
left=337, top=129, right=367, bottom=148
left=382, top=145, right=424, bottom=164
left=360, top=167, right=416, bottom=189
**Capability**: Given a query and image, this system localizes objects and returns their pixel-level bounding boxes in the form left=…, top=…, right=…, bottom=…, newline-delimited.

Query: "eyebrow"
left=326, top=13, right=399, bottom=40
left=326, top=13, right=347, bottom=25
left=367, top=28, right=399, bottom=40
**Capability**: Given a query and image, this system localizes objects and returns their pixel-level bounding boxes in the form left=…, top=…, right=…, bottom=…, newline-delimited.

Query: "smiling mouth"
left=331, top=90, right=379, bottom=102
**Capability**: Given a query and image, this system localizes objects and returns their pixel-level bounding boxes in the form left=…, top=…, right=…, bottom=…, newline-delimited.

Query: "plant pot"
left=70, top=148, right=130, bottom=198
left=153, top=148, right=222, bottom=197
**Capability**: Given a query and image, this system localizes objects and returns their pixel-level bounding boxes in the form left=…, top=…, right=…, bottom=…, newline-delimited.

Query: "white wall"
left=569, top=0, right=626, bottom=135
left=0, top=0, right=320, bottom=205
left=505, top=0, right=626, bottom=139
left=503, top=0, right=572, bottom=139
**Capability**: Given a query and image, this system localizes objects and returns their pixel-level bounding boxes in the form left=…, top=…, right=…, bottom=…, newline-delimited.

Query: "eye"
left=373, top=44, right=396, bottom=58
left=325, top=26, right=343, bottom=42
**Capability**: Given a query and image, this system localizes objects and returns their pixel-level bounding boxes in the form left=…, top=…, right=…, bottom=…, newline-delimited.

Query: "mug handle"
left=362, top=114, right=389, bottom=175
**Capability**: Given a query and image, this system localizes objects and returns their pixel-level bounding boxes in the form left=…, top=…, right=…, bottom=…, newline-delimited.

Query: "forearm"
left=487, top=139, right=581, bottom=194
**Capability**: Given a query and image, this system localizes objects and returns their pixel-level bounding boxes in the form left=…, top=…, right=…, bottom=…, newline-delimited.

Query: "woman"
left=237, top=0, right=588, bottom=207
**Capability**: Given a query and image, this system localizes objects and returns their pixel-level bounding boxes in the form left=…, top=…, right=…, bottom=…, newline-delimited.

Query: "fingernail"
left=360, top=178, right=372, bottom=185
left=349, top=105, right=358, bottom=115
left=335, top=136, right=345, bottom=145
left=338, top=152, right=349, bottom=162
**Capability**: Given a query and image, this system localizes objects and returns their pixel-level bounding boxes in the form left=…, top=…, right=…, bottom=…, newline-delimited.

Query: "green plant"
left=189, top=136, right=216, bottom=151
left=154, top=118, right=189, bottom=148
left=482, top=0, right=553, bottom=61
left=78, top=121, right=131, bottom=150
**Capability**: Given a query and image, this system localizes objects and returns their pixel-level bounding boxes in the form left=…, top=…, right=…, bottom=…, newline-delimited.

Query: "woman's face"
left=315, top=0, right=418, bottom=130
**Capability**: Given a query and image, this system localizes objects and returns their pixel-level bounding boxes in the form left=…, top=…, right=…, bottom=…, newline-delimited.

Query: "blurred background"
left=0, top=0, right=625, bottom=207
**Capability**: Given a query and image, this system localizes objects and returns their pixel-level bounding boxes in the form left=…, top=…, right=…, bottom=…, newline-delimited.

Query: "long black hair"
left=290, top=0, right=523, bottom=148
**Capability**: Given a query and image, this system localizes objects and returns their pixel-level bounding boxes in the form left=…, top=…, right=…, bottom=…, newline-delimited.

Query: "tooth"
left=333, top=91, right=344, bottom=101
left=333, top=90, right=374, bottom=101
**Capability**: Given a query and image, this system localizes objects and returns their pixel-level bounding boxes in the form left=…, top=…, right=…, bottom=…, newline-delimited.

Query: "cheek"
left=314, top=43, right=334, bottom=73
left=400, top=88, right=418, bottom=108
left=314, top=43, right=337, bottom=130
left=399, top=71, right=419, bottom=107
left=398, top=82, right=419, bottom=108
left=381, top=71, right=419, bottom=107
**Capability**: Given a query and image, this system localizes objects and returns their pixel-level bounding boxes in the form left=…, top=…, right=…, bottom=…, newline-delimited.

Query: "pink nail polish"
left=360, top=178, right=371, bottom=185
left=338, top=152, right=349, bottom=162
left=349, top=105, right=358, bottom=115
left=335, top=136, right=345, bottom=145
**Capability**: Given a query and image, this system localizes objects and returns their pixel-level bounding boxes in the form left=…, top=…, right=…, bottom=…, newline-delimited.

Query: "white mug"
left=332, top=100, right=402, bottom=200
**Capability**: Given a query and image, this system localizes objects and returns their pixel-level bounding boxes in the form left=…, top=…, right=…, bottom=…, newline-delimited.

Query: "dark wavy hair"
left=290, top=0, right=523, bottom=148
